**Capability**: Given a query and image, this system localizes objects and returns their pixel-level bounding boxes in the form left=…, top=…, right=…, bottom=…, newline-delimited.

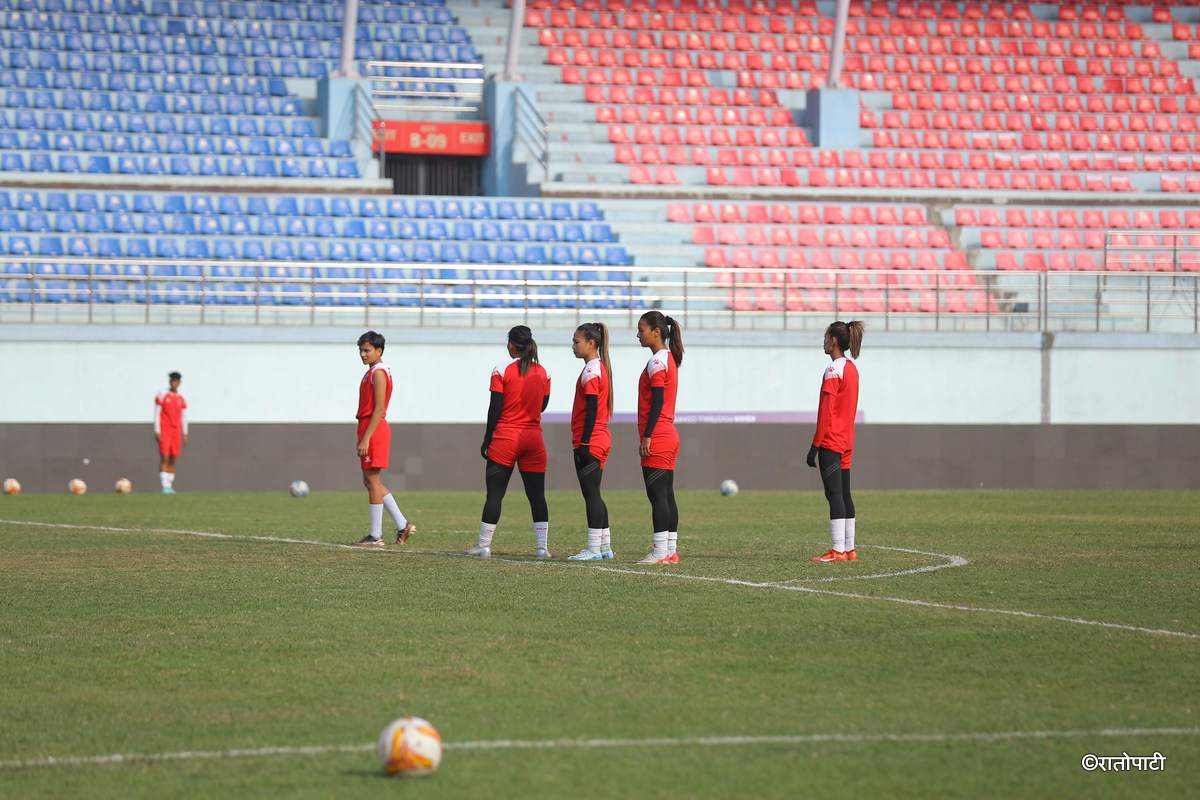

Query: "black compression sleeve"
left=541, top=394, right=550, bottom=413
left=580, top=394, right=598, bottom=444
left=642, top=386, right=664, bottom=439
left=483, top=391, right=504, bottom=444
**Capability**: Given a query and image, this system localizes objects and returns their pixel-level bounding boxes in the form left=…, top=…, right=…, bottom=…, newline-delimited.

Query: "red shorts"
left=573, top=429, right=611, bottom=470
left=487, top=427, right=547, bottom=472
left=158, top=429, right=182, bottom=458
left=358, top=419, right=391, bottom=471
left=640, top=424, right=679, bottom=470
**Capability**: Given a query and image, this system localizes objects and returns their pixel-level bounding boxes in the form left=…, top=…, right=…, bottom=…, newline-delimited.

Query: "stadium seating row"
left=2, top=89, right=304, bottom=116
left=1, top=131, right=351, bottom=158
left=702, top=248, right=969, bottom=270
left=0, top=216, right=620, bottom=244
left=0, top=69, right=289, bottom=97
left=0, top=15, right=467, bottom=41
left=666, top=202, right=928, bottom=225
left=0, top=109, right=318, bottom=136
left=0, top=237, right=633, bottom=265
left=0, top=152, right=360, bottom=178
left=5, top=0, right=449, bottom=21
left=0, top=193, right=606, bottom=221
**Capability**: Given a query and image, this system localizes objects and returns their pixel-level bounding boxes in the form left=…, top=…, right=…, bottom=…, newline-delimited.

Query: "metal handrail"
left=351, top=83, right=385, bottom=180
left=2, top=256, right=1196, bottom=333
left=364, top=60, right=485, bottom=114
left=512, top=88, right=549, bottom=182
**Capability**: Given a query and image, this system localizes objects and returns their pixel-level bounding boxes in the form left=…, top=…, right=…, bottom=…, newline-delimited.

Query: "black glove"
left=574, top=445, right=595, bottom=467
left=480, top=440, right=491, bottom=460
left=806, top=445, right=818, bottom=468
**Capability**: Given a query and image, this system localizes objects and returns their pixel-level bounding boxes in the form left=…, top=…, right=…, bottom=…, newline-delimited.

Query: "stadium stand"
left=0, top=0, right=483, bottom=186
left=1, top=0, right=1198, bottom=328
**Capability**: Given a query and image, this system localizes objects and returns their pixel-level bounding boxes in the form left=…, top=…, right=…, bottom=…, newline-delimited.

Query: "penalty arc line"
left=2, top=727, right=1198, bottom=770
left=2, top=519, right=1197, bottom=641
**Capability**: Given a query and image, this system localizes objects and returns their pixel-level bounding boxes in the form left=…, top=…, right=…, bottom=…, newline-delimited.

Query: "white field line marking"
left=767, top=544, right=970, bottom=584
left=2, top=519, right=1197, bottom=640
left=2, top=727, right=1198, bottom=770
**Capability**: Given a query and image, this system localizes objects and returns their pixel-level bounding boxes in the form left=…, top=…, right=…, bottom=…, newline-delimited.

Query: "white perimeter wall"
left=0, top=328, right=1197, bottom=425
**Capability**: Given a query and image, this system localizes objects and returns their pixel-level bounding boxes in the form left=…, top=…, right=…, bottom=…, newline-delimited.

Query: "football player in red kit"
left=807, top=321, right=864, bottom=563
left=154, top=371, right=187, bottom=494
left=352, top=331, right=416, bottom=547
left=566, top=322, right=615, bottom=561
left=636, top=311, right=684, bottom=565
left=468, top=326, right=552, bottom=559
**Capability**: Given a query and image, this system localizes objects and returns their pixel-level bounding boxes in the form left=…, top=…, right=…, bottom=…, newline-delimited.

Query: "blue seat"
left=359, top=198, right=382, bottom=217
left=453, top=222, right=477, bottom=240
left=241, top=240, right=265, bottom=260
left=523, top=245, right=548, bottom=265
left=327, top=241, right=351, bottom=261
left=467, top=243, right=492, bottom=263
left=426, top=221, right=449, bottom=240
left=468, top=200, right=492, bottom=219
left=605, top=248, right=630, bottom=267
left=524, top=201, right=547, bottom=220
left=26, top=213, right=51, bottom=233
left=185, top=239, right=209, bottom=259
left=413, top=199, right=438, bottom=219
left=369, top=219, right=394, bottom=239
left=381, top=243, right=407, bottom=262
left=286, top=218, right=308, bottom=237
left=561, top=223, right=586, bottom=243
left=578, top=202, right=603, bottom=221
left=256, top=217, right=280, bottom=236
left=270, top=240, right=294, bottom=261
left=38, top=236, right=64, bottom=256
left=495, top=244, right=519, bottom=264
left=535, top=223, right=559, bottom=242
left=509, top=223, right=531, bottom=242
left=302, top=197, right=327, bottom=216
left=496, top=201, right=519, bottom=220
left=411, top=242, right=435, bottom=263
left=588, top=224, right=616, bottom=243
left=355, top=242, right=380, bottom=262
left=385, top=198, right=409, bottom=218
left=396, top=221, right=419, bottom=240
left=438, top=243, right=464, bottom=263
left=330, top=198, right=353, bottom=217
left=551, top=246, right=575, bottom=265
left=313, top=218, right=337, bottom=238
left=335, top=161, right=359, bottom=179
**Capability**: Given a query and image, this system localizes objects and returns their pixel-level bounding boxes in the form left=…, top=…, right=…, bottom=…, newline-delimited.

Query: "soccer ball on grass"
left=377, top=716, right=442, bottom=777
left=3, top=478, right=20, bottom=495
left=720, top=479, right=739, bottom=497
left=289, top=480, right=310, bottom=498
left=114, top=478, right=133, bottom=494
left=68, top=478, right=88, bottom=495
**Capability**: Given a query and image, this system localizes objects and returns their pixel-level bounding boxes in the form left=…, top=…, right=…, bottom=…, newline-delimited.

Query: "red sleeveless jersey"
left=357, top=362, right=393, bottom=420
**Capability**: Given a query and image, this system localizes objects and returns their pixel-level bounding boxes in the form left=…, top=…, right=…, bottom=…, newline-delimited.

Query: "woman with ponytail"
left=468, top=325, right=552, bottom=559
left=635, top=311, right=684, bottom=565
left=806, top=320, right=863, bottom=563
left=567, top=322, right=615, bottom=561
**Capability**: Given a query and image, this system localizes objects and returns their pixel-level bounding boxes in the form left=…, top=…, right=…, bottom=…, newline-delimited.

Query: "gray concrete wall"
left=2, top=423, right=1197, bottom=494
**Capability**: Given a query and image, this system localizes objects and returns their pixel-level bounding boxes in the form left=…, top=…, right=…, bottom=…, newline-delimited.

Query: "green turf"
left=1, top=489, right=1197, bottom=799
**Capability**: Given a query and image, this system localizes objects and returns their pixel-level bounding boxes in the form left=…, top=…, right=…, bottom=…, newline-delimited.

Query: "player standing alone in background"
left=807, top=321, right=864, bottom=563
left=352, top=331, right=416, bottom=548
left=636, top=311, right=684, bottom=565
left=468, top=326, right=552, bottom=559
left=566, top=322, right=615, bottom=561
left=154, top=371, right=187, bottom=494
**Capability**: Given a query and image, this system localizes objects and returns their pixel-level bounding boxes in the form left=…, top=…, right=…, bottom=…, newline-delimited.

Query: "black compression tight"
left=817, top=447, right=855, bottom=520
left=642, top=466, right=678, bottom=532
left=482, top=460, right=548, bottom=525
left=576, top=458, right=609, bottom=530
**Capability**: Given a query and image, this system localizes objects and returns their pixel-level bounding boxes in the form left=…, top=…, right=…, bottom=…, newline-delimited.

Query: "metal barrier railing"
left=512, top=88, right=549, bottom=184
left=365, top=60, right=485, bottom=115
left=1104, top=229, right=1200, bottom=274
left=351, top=83, right=386, bottom=180
left=2, top=257, right=1197, bottom=333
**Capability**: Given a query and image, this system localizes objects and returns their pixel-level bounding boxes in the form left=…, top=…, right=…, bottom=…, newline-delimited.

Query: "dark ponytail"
left=826, top=320, right=863, bottom=359
left=508, top=325, right=539, bottom=376
left=640, top=311, right=684, bottom=367
left=576, top=322, right=614, bottom=415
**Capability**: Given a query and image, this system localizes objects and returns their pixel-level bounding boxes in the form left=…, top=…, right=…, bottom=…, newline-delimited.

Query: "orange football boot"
left=844, top=549, right=858, bottom=561
left=810, top=549, right=848, bottom=563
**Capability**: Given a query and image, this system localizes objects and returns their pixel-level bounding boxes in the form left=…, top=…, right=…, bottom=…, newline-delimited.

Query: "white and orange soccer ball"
left=3, top=478, right=20, bottom=495
left=67, top=478, right=88, bottom=495
left=377, top=716, right=442, bottom=777
left=114, top=478, right=133, bottom=494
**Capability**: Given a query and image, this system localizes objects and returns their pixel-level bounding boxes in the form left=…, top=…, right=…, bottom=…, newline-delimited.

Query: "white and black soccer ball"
left=720, top=479, right=739, bottom=497
left=289, top=480, right=310, bottom=498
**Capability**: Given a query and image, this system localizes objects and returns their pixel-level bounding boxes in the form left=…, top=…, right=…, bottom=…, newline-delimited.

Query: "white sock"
left=165, top=472, right=175, bottom=487
left=652, top=531, right=668, bottom=558
left=381, top=493, right=408, bottom=530
left=601, top=528, right=612, bottom=551
left=478, top=522, right=496, bottom=549
left=668, top=531, right=678, bottom=555
left=830, top=519, right=846, bottom=553
left=159, top=471, right=169, bottom=488
left=586, top=528, right=602, bottom=553
left=533, top=521, right=549, bottom=551
left=368, top=504, right=384, bottom=539
left=845, top=518, right=856, bottom=551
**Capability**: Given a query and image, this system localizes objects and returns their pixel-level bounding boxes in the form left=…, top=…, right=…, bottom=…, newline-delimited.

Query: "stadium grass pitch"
left=1, top=489, right=1197, bottom=799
